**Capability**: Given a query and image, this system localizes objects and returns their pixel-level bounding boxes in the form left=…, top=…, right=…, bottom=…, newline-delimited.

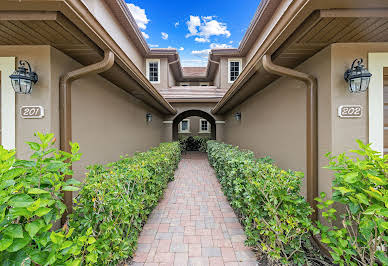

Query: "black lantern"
left=9, top=60, right=38, bottom=94
left=344, top=58, right=371, bottom=93
left=234, top=112, right=241, bottom=121
left=146, top=113, right=152, bottom=123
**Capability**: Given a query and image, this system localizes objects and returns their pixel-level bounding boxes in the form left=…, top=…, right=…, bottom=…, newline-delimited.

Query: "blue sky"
left=125, top=0, right=260, bottom=66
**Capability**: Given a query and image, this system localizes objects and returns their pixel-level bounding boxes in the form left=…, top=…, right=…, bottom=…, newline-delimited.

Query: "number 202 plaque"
left=20, top=106, right=44, bottom=119
left=338, top=105, right=362, bottom=118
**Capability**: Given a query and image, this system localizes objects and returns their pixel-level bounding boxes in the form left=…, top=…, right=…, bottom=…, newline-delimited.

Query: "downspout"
left=59, top=50, right=115, bottom=220
left=262, top=54, right=318, bottom=220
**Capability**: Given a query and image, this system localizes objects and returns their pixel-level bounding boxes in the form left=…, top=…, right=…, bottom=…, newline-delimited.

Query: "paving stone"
left=131, top=152, right=257, bottom=265
left=202, top=247, right=221, bottom=257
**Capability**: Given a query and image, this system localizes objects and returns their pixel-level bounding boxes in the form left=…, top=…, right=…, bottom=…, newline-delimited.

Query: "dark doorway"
left=172, top=110, right=216, bottom=141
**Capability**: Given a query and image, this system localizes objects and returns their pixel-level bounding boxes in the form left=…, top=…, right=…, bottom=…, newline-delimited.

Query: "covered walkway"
left=132, top=152, right=257, bottom=266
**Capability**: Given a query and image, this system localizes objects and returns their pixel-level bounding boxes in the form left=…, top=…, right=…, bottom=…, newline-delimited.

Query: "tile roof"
left=182, top=67, right=207, bottom=77
left=158, top=86, right=228, bottom=100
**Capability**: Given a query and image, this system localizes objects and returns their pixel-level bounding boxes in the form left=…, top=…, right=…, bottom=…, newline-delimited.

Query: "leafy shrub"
left=316, top=140, right=388, bottom=265
left=70, top=142, right=181, bottom=265
left=179, top=136, right=209, bottom=152
left=0, top=133, right=96, bottom=265
left=207, top=141, right=314, bottom=265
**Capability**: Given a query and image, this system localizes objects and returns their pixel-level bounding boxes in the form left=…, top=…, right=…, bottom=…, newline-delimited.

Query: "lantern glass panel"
left=350, top=77, right=361, bottom=93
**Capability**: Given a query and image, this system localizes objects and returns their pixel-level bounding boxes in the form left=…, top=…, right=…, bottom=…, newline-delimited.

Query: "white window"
left=228, top=58, right=242, bottom=83
left=200, top=82, right=209, bottom=86
left=180, top=82, right=189, bottom=86
left=146, top=59, right=160, bottom=84
left=179, top=119, right=190, bottom=133
left=199, top=119, right=210, bottom=133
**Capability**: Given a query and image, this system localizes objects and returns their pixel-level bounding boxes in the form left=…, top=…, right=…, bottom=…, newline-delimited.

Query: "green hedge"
left=69, top=142, right=181, bottom=265
left=207, top=140, right=314, bottom=265
left=179, top=136, right=209, bottom=152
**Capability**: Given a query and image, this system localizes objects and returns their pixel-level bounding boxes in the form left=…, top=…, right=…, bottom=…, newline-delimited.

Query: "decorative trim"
left=0, top=57, right=16, bottom=150
left=146, top=59, right=161, bottom=84
left=199, top=119, right=211, bottom=133
left=228, top=58, right=243, bottom=83
left=215, top=121, right=226, bottom=124
left=163, top=121, right=173, bottom=124
left=179, top=119, right=190, bottom=133
left=368, top=53, right=386, bottom=154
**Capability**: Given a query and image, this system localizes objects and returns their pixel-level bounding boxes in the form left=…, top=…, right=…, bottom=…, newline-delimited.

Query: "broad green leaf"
left=9, top=207, right=31, bottom=218
left=8, top=194, right=34, bottom=208
left=6, top=232, right=31, bottom=252
left=26, top=142, right=40, bottom=151
left=0, top=235, right=13, bottom=251
left=364, top=204, right=383, bottom=215
left=381, top=222, right=388, bottom=230
left=62, top=186, right=80, bottom=192
left=2, top=168, right=26, bottom=180
left=27, top=188, right=49, bottom=194
left=355, top=193, right=369, bottom=205
left=25, top=219, right=44, bottom=238
left=35, top=207, right=51, bottom=217
left=87, top=236, right=96, bottom=244
left=3, top=224, right=23, bottom=238
left=343, top=172, right=358, bottom=183
left=333, top=186, right=354, bottom=194
left=367, top=174, right=387, bottom=186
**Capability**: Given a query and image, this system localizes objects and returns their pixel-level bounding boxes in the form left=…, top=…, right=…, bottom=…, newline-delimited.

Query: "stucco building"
left=1, top=0, right=388, bottom=220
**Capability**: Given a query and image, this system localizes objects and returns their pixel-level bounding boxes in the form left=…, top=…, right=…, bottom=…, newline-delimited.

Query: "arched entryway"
left=172, top=110, right=216, bottom=141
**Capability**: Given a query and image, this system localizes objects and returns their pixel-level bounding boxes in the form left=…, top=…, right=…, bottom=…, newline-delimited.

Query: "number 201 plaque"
left=20, top=106, right=44, bottom=119
left=338, top=105, right=362, bottom=118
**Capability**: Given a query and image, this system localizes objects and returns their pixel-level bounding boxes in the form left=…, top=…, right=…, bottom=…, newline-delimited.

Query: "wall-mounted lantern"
left=234, top=112, right=241, bottom=121
left=146, top=113, right=152, bottom=123
left=344, top=58, right=372, bottom=93
left=9, top=60, right=38, bottom=94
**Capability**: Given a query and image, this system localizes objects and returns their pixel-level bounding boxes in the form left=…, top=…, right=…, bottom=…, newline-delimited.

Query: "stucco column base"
left=216, top=121, right=225, bottom=142
left=162, top=121, right=173, bottom=142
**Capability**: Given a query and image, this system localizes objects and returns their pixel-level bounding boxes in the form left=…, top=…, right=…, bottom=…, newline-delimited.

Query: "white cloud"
left=149, top=44, right=159, bottom=48
left=142, top=32, right=149, bottom=39
left=192, top=49, right=211, bottom=57
left=229, top=40, right=233, bottom=44
left=179, top=47, right=184, bottom=51
left=195, top=37, right=209, bottom=43
left=161, top=32, right=169, bottom=40
left=186, top=15, right=231, bottom=42
left=175, top=21, right=180, bottom=27
left=210, top=43, right=232, bottom=49
left=127, top=3, right=149, bottom=30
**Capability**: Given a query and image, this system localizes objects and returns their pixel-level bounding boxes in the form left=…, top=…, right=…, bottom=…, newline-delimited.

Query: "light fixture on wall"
left=9, top=60, right=38, bottom=94
left=344, top=58, right=372, bottom=93
left=146, top=113, right=152, bottom=123
left=234, top=112, right=241, bottom=121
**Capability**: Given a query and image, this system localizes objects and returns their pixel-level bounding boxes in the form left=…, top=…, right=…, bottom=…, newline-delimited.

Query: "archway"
left=172, top=110, right=216, bottom=141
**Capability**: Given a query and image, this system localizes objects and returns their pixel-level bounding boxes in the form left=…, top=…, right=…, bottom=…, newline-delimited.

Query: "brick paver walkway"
left=132, top=152, right=257, bottom=266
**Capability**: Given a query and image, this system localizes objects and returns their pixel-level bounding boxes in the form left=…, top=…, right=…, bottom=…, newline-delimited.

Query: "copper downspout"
left=59, top=50, right=115, bottom=220
left=262, top=54, right=318, bottom=220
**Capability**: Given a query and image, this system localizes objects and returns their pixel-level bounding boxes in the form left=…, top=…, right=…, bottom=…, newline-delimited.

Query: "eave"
left=212, top=0, right=388, bottom=114
left=0, top=0, right=176, bottom=115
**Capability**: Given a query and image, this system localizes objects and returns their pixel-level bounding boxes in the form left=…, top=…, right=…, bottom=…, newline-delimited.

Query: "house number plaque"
left=338, top=105, right=362, bottom=118
left=20, top=106, right=44, bottom=119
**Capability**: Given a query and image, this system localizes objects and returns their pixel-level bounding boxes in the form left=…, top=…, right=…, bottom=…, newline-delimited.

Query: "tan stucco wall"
left=0, top=45, right=164, bottom=182
left=219, top=57, right=246, bottom=89
left=178, top=116, right=212, bottom=138
left=147, top=58, right=168, bottom=90
left=0, top=46, right=58, bottom=159
left=168, top=64, right=176, bottom=87
left=223, top=43, right=388, bottom=218
left=82, top=0, right=145, bottom=72
left=51, top=47, right=164, bottom=180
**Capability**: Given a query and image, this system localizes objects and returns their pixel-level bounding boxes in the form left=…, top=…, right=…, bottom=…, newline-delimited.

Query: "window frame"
left=180, top=82, right=190, bottom=87
left=199, top=82, right=210, bottom=86
left=179, top=119, right=190, bottom=133
left=146, top=59, right=161, bottom=84
left=228, top=58, right=243, bottom=83
left=199, top=119, right=210, bottom=133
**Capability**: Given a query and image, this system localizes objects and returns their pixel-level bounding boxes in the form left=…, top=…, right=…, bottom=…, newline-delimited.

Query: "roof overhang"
left=0, top=0, right=176, bottom=115
left=212, top=0, right=388, bottom=114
